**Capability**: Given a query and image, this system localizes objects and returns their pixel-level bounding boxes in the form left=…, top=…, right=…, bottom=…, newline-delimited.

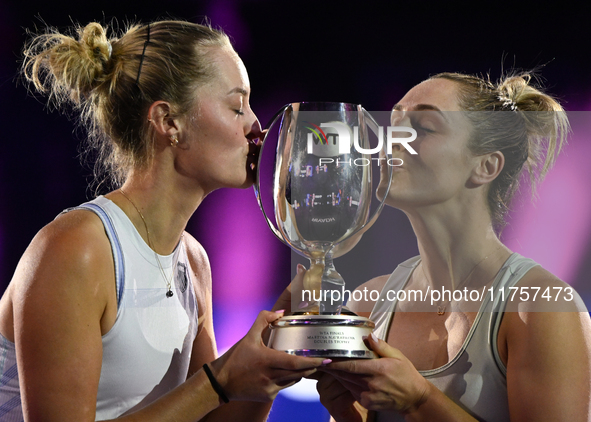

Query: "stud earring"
left=170, top=136, right=179, bottom=147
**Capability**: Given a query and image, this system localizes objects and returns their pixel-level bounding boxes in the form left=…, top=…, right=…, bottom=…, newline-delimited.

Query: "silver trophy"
left=255, top=102, right=392, bottom=358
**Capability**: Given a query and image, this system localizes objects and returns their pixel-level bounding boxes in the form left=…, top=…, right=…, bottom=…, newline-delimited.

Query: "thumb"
left=291, top=264, right=306, bottom=292
left=290, top=264, right=308, bottom=311
left=366, top=332, right=399, bottom=358
left=245, top=309, right=284, bottom=339
left=249, top=310, right=284, bottom=337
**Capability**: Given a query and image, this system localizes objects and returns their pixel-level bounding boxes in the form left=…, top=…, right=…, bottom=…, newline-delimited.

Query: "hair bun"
left=23, top=22, right=112, bottom=105
left=80, top=22, right=112, bottom=64
left=498, top=74, right=564, bottom=114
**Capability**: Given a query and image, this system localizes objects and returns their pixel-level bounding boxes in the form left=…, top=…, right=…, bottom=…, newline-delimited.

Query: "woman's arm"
left=13, top=211, right=116, bottom=421
left=320, top=268, right=591, bottom=422
left=12, top=212, right=220, bottom=422
left=182, top=233, right=328, bottom=422
left=499, top=268, right=591, bottom=422
left=12, top=214, right=326, bottom=422
left=503, top=311, right=591, bottom=421
left=182, top=233, right=273, bottom=422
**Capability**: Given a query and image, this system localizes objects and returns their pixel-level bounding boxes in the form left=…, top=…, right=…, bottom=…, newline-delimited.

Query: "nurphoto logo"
left=305, top=121, right=418, bottom=167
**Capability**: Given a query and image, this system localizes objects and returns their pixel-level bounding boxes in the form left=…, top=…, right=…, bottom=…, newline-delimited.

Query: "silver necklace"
left=119, top=188, right=180, bottom=298
left=420, top=248, right=500, bottom=316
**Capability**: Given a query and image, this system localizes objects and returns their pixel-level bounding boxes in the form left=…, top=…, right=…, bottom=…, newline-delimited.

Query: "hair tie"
left=135, top=23, right=151, bottom=87
left=202, top=363, right=229, bottom=403
left=106, top=42, right=112, bottom=59
left=498, top=95, right=518, bottom=112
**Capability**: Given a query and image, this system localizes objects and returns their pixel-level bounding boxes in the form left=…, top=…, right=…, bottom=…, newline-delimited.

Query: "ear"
left=469, top=151, right=505, bottom=186
left=147, top=101, right=180, bottom=139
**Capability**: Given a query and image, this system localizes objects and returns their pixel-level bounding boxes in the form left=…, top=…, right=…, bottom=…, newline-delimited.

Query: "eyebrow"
left=392, top=103, right=450, bottom=123
left=227, top=87, right=249, bottom=96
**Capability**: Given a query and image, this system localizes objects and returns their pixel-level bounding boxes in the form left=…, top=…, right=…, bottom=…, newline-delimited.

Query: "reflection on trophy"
left=255, top=102, right=392, bottom=358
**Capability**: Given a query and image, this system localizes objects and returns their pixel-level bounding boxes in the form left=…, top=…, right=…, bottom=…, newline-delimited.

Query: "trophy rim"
left=255, top=103, right=394, bottom=255
left=283, top=349, right=377, bottom=359
left=272, top=314, right=375, bottom=328
left=292, top=101, right=361, bottom=109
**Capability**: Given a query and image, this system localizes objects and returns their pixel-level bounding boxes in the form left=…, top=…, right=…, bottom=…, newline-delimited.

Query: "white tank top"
left=0, top=196, right=199, bottom=420
left=369, top=253, right=539, bottom=422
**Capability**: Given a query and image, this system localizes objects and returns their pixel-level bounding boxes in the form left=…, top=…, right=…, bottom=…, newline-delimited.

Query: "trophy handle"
left=253, top=104, right=291, bottom=245
left=329, top=109, right=394, bottom=258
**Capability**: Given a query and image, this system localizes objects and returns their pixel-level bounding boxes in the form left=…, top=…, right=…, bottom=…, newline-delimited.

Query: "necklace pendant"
left=437, top=305, right=445, bottom=316
left=166, top=289, right=174, bottom=298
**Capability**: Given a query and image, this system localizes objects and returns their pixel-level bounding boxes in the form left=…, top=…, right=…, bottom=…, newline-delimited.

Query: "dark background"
left=3, top=0, right=591, bottom=293
left=1, top=1, right=590, bottom=420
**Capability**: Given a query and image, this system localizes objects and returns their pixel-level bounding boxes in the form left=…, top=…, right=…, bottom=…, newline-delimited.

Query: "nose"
left=390, top=109, right=411, bottom=153
left=246, top=112, right=263, bottom=144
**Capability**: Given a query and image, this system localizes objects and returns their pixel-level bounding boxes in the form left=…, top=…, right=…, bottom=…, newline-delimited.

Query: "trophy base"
left=268, top=314, right=376, bottom=359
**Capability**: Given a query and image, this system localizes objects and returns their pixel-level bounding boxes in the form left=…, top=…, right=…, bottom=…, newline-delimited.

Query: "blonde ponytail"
left=431, top=72, right=569, bottom=230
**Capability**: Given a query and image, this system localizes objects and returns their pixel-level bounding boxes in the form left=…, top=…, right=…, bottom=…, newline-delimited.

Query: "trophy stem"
left=318, top=256, right=344, bottom=315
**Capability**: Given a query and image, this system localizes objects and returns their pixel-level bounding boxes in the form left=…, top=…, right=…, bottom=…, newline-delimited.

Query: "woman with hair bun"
left=0, top=19, right=328, bottom=421
left=313, top=73, right=591, bottom=421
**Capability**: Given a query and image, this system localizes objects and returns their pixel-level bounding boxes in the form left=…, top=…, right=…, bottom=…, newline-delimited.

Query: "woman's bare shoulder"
left=497, top=263, right=591, bottom=368
left=508, top=264, right=587, bottom=312
left=0, top=208, right=115, bottom=340
left=15, top=209, right=114, bottom=289
left=5, top=209, right=117, bottom=419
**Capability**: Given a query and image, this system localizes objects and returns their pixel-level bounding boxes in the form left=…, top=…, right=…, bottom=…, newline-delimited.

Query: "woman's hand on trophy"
left=319, top=333, right=430, bottom=414
left=271, top=264, right=308, bottom=314
left=209, top=310, right=328, bottom=402
left=309, top=371, right=370, bottom=422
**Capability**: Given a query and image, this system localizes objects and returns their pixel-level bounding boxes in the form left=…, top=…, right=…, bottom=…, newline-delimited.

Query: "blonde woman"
left=0, top=20, right=328, bottom=421
left=313, top=73, right=591, bottom=421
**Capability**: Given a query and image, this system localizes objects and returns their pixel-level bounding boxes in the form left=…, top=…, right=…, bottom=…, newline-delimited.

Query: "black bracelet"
left=203, top=363, right=230, bottom=403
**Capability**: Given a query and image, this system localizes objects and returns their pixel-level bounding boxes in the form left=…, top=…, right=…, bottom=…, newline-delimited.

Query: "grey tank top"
left=369, top=253, right=539, bottom=422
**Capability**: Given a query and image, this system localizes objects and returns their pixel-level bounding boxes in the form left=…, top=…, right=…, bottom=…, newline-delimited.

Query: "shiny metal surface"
left=268, top=315, right=377, bottom=359
left=273, top=314, right=375, bottom=327
left=283, top=349, right=376, bottom=358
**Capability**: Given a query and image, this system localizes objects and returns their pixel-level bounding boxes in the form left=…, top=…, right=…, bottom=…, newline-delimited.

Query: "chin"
left=383, top=193, right=413, bottom=211
left=376, top=180, right=389, bottom=201
left=244, top=161, right=259, bottom=187
left=238, top=179, right=255, bottom=189
left=233, top=170, right=255, bottom=189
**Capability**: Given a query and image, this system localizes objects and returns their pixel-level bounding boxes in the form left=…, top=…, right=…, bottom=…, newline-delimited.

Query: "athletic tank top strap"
left=490, top=255, right=540, bottom=376
left=369, top=255, right=421, bottom=340
left=60, top=202, right=125, bottom=307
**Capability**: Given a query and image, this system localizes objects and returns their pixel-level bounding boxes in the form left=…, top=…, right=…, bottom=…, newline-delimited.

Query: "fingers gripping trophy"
left=254, top=103, right=393, bottom=359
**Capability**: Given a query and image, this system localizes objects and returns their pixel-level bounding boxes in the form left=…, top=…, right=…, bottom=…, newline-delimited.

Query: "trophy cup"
left=254, top=102, right=392, bottom=358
